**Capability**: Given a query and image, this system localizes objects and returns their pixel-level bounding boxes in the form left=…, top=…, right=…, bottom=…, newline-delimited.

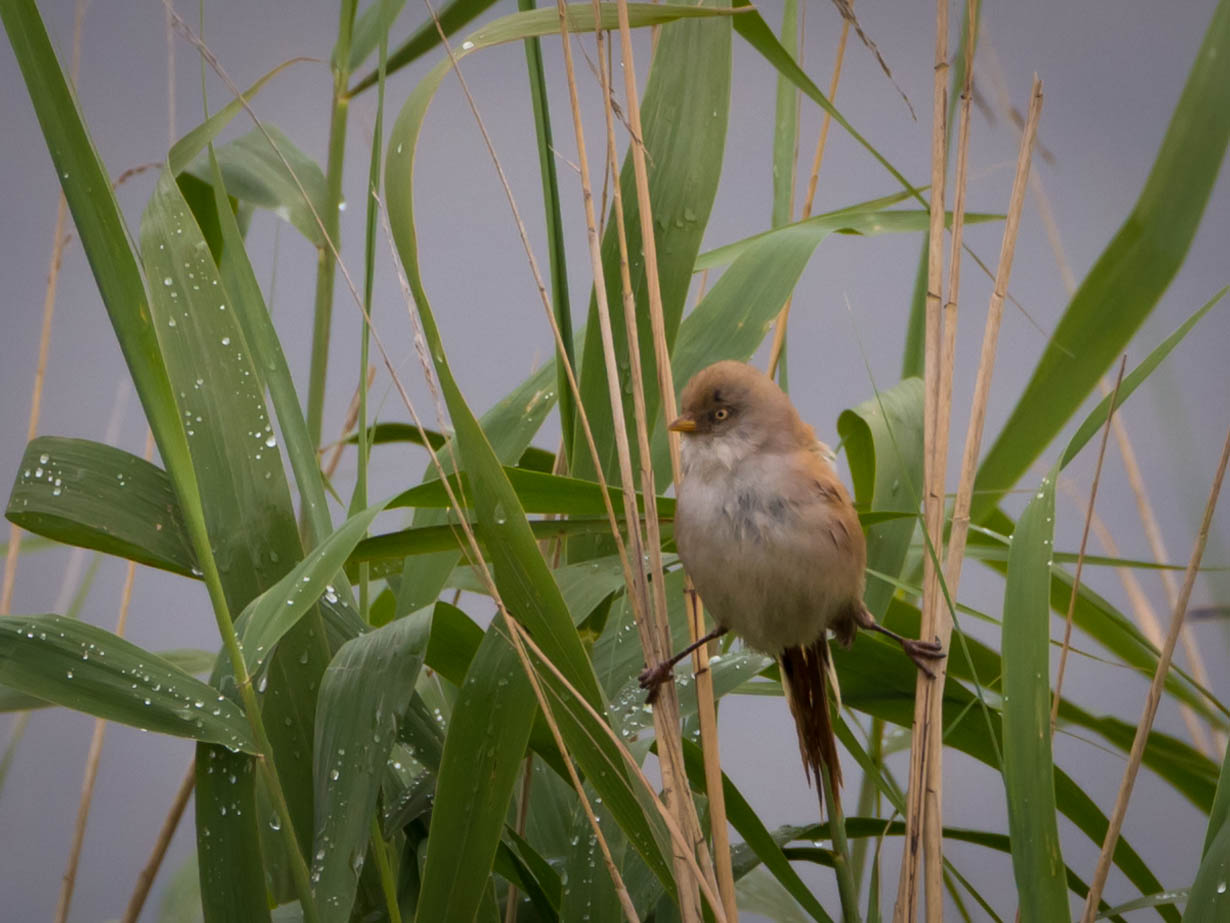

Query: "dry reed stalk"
left=1080, top=425, right=1230, bottom=921
left=122, top=760, right=196, bottom=923
left=0, top=0, right=89, bottom=617
left=766, top=15, right=851, bottom=380
left=893, top=0, right=949, bottom=917
left=897, top=75, right=1043, bottom=923
left=551, top=0, right=712, bottom=912
left=608, top=0, right=732, bottom=913
left=586, top=1, right=728, bottom=910
left=1049, top=357, right=1125, bottom=737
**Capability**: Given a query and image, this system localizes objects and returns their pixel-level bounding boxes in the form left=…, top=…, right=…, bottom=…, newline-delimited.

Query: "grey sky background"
left=2, top=0, right=1228, bottom=919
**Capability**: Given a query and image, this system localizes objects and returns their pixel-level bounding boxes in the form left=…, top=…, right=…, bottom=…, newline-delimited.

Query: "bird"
left=640, top=360, right=944, bottom=800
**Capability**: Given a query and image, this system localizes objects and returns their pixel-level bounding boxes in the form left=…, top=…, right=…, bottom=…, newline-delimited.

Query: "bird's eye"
left=712, top=407, right=730, bottom=422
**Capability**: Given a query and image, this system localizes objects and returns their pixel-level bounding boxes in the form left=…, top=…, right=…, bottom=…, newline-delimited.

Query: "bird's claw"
left=903, top=635, right=945, bottom=678
left=638, top=661, right=675, bottom=704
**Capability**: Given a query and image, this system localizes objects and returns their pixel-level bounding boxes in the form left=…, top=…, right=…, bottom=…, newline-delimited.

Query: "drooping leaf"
left=0, top=614, right=254, bottom=751
left=5, top=436, right=197, bottom=577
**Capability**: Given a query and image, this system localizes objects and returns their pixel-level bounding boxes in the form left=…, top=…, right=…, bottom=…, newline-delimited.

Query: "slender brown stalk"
left=608, top=0, right=730, bottom=916
left=122, top=761, right=197, bottom=923
left=766, top=15, right=851, bottom=380
left=1049, top=357, right=1125, bottom=734
left=894, top=0, right=949, bottom=916
left=897, top=75, right=1043, bottom=923
left=552, top=1, right=713, bottom=913
left=1080, top=425, right=1230, bottom=921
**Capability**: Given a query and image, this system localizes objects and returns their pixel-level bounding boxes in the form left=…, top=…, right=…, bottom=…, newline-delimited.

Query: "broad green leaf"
left=736, top=866, right=814, bottom=923
left=200, top=152, right=338, bottom=557
left=0, top=614, right=254, bottom=751
left=5, top=436, right=197, bottom=577
left=973, top=0, right=1230, bottom=520
left=184, top=125, right=328, bottom=246
left=0, top=648, right=219, bottom=713
left=240, top=500, right=391, bottom=674
left=390, top=466, right=673, bottom=517
left=351, top=518, right=622, bottom=580
left=150, top=126, right=329, bottom=905
left=1000, top=468, right=1068, bottom=921
left=570, top=0, right=733, bottom=490
left=693, top=203, right=997, bottom=270
left=313, top=609, right=432, bottom=921
left=416, top=618, right=538, bottom=921
left=838, top=378, right=925, bottom=619
left=195, top=746, right=267, bottom=923
left=1060, top=287, right=1226, bottom=467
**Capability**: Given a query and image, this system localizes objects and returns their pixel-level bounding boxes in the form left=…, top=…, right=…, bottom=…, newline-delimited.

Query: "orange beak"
left=668, top=415, right=697, bottom=433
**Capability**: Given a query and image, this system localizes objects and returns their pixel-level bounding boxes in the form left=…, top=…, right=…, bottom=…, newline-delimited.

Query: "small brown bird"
left=641, top=360, right=943, bottom=798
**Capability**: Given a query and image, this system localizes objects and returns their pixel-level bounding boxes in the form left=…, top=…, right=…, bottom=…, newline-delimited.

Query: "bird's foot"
left=638, top=661, right=675, bottom=704
left=902, top=635, right=945, bottom=679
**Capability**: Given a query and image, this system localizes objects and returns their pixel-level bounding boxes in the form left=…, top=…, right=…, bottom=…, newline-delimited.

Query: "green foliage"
left=2, top=0, right=1227, bottom=920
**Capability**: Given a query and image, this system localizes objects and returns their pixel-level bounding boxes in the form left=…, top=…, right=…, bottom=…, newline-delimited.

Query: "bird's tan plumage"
left=650, top=360, right=943, bottom=805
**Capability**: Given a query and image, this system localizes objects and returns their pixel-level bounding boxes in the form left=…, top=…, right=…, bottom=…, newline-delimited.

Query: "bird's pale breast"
left=675, top=448, right=863, bottom=654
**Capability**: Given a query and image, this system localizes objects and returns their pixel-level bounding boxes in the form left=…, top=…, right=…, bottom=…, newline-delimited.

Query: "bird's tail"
left=779, top=639, right=842, bottom=813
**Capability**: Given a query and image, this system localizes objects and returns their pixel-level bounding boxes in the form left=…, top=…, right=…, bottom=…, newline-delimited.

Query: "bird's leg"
left=638, top=625, right=730, bottom=703
left=853, top=606, right=945, bottom=678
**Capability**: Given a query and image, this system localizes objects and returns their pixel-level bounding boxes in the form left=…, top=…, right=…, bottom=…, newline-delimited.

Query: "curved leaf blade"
left=0, top=614, right=255, bottom=751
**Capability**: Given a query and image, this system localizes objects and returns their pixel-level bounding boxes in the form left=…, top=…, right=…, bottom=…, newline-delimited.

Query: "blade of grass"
left=972, top=0, right=1230, bottom=521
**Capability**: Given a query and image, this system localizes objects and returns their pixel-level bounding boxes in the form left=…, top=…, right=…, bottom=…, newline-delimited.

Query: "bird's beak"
left=668, top=414, right=697, bottom=433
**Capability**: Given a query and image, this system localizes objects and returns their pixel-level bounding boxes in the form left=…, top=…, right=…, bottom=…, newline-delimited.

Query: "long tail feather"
left=779, top=640, right=842, bottom=814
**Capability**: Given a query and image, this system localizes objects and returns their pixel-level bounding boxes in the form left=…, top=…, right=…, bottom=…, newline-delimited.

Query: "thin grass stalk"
left=121, top=761, right=196, bottom=923
left=1080, top=425, right=1230, bottom=921
left=519, top=0, right=577, bottom=470
left=894, top=0, right=949, bottom=915
left=609, top=0, right=728, bottom=914
left=306, top=0, right=358, bottom=448
left=766, top=15, right=851, bottom=381
left=1049, top=357, right=1125, bottom=734
left=55, top=427, right=150, bottom=923
left=552, top=1, right=710, bottom=911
